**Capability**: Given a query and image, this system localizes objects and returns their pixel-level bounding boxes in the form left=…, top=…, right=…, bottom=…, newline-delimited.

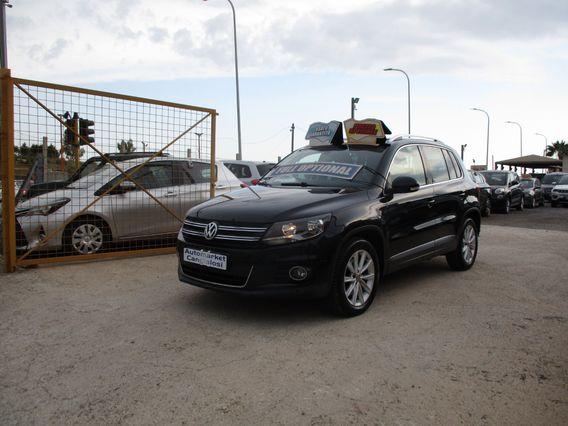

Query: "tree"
left=545, top=140, right=568, bottom=160
left=117, top=139, right=136, bottom=153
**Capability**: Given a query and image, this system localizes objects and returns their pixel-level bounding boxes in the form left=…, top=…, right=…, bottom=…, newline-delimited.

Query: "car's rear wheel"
left=446, top=219, right=478, bottom=271
left=328, top=239, right=380, bottom=317
left=64, top=217, right=110, bottom=255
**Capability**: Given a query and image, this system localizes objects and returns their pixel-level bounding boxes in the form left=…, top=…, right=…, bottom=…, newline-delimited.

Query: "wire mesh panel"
left=4, top=75, right=217, bottom=267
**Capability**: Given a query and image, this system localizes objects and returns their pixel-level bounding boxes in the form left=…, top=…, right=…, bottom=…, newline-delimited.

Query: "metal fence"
left=1, top=69, right=217, bottom=272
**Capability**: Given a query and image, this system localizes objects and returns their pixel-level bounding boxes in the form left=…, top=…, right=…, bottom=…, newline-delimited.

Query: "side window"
left=421, top=146, right=450, bottom=183
left=226, top=163, right=252, bottom=179
left=387, top=145, right=427, bottom=186
left=442, top=149, right=458, bottom=179
left=449, top=151, right=463, bottom=178
left=172, top=163, right=194, bottom=185
left=535, top=179, right=541, bottom=188
left=189, top=162, right=214, bottom=184
left=128, top=164, right=175, bottom=189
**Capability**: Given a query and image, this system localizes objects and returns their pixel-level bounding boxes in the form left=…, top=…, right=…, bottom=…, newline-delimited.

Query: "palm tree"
left=545, top=140, right=568, bottom=160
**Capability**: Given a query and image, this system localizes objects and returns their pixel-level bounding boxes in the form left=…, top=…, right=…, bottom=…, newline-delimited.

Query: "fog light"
left=289, top=266, right=308, bottom=281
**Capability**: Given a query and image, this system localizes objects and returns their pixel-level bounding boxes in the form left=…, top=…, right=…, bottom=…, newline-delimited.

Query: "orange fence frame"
left=0, top=69, right=217, bottom=272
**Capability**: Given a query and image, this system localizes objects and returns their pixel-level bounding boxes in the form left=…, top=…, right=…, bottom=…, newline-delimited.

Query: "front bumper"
left=489, top=194, right=508, bottom=208
left=177, top=233, right=341, bottom=299
left=551, top=192, right=568, bottom=204
left=15, top=215, right=65, bottom=252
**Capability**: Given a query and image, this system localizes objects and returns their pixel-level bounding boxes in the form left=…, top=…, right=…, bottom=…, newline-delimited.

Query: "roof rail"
left=389, top=134, right=441, bottom=143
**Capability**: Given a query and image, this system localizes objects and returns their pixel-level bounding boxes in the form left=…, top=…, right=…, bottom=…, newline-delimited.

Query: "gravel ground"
left=1, top=222, right=567, bottom=425
left=484, top=203, right=568, bottom=233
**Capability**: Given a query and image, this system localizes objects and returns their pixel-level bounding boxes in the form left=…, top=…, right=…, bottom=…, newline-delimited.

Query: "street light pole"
left=203, top=0, right=242, bottom=160
left=470, top=108, right=490, bottom=169
left=535, top=133, right=547, bottom=156
left=505, top=121, right=523, bottom=156
left=384, top=68, right=411, bottom=133
left=290, top=123, right=295, bottom=153
left=350, top=97, right=359, bottom=119
left=460, top=144, right=467, bottom=161
left=0, top=0, right=11, bottom=68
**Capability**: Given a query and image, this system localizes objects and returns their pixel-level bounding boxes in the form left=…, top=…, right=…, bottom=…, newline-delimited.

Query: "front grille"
left=181, top=264, right=252, bottom=287
left=553, top=189, right=568, bottom=194
left=182, top=219, right=268, bottom=243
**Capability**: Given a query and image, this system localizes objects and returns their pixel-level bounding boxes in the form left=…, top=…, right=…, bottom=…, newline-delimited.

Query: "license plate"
left=184, top=247, right=227, bottom=270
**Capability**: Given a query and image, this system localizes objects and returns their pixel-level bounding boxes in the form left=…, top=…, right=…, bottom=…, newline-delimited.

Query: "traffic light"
left=79, top=118, right=95, bottom=145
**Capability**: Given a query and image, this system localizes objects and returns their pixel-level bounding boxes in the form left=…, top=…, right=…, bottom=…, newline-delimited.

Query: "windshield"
left=519, top=180, right=534, bottom=188
left=262, top=145, right=387, bottom=188
left=542, top=174, right=565, bottom=184
left=68, top=163, right=122, bottom=188
left=559, top=175, right=568, bottom=184
left=481, top=172, right=508, bottom=186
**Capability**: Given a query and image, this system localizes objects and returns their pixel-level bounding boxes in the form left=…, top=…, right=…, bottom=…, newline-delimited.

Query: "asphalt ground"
left=1, top=209, right=567, bottom=424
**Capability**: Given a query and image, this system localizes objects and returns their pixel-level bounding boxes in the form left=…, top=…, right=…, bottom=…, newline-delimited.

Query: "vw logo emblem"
left=204, top=222, right=218, bottom=240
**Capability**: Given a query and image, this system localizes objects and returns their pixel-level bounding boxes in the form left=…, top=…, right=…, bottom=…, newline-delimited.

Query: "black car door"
left=509, top=173, right=522, bottom=206
left=381, top=145, right=437, bottom=266
left=420, top=145, right=461, bottom=250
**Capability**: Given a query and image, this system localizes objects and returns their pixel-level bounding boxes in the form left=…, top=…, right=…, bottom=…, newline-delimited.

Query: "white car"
left=220, top=160, right=276, bottom=186
left=15, top=158, right=241, bottom=255
left=550, top=174, right=568, bottom=207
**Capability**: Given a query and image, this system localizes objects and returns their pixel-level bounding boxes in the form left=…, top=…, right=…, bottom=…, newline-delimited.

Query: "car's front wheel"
left=64, top=217, right=110, bottom=255
left=517, top=196, right=524, bottom=211
left=446, top=218, right=478, bottom=271
left=503, top=198, right=511, bottom=214
left=328, top=239, right=380, bottom=317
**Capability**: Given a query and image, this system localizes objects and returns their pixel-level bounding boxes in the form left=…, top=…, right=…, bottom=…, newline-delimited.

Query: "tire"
left=503, top=198, right=510, bottom=214
left=528, top=197, right=536, bottom=209
left=481, top=200, right=491, bottom=217
left=64, top=217, right=110, bottom=255
left=328, top=239, right=380, bottom=317
left=446, top=218, right=478, bottom=271
left=551, top=201, right=558, bottom=208
left=517, top=196, right=524, bottom=211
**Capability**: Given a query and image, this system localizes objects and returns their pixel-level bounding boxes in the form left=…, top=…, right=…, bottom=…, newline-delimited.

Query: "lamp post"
left=350, top=97, right=359, bottom=119
left=535, top=133, right=547, bottom=156
left=203, top=0, right=242, bottom=160
left=470, top=108, right=490, bottom=169
left=505, top=121, right=523, bottom=156
left=384, top=67, right=411, bottom=133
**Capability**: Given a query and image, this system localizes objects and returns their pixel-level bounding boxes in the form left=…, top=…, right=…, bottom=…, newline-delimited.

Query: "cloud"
left=148, top=27, right=169, bottom=43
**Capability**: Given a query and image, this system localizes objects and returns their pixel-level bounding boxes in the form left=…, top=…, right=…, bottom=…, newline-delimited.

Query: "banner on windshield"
left=269, top=162, right=362, bottom=180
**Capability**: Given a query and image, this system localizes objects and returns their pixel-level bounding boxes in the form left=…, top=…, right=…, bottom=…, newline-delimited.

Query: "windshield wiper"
left=280, top=182, right=313, bottom=187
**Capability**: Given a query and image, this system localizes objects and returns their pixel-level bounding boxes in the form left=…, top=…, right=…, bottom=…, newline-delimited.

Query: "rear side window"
left=172, top=163, right=194, bottom=185
left=442, top=149, right=458, bottom=180
left=190, top=163, right=215, bottom=183
left=449, top=151, right=463, bottom=178
left=421, top=146, right=450, bottom=183
left=387, top=145, right=427, bottom=186
left=256, top=163, right=275, bottom=176
left=226, top=163, right=252, bottom=178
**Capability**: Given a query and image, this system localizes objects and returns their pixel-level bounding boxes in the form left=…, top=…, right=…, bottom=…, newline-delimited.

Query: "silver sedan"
left=15, top=158, right=241, bottom=255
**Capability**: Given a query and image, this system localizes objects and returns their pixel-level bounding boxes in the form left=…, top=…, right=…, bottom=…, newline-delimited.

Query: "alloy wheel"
left=461, top=224, right=477, bottom=265
left=71, top=223, right=104, bottom=254
left=344, top=249, right=375, bottom=308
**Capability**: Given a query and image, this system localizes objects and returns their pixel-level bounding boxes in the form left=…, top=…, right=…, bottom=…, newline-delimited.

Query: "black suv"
left=177, top=134, right=480, bottom=316
left=479, top=170, right=524, bottom=214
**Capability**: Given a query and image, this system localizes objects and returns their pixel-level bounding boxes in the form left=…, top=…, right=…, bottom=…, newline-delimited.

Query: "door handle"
left=216, top=185, right=228, bottom=190
left=428, top=199, right=436, bottom=208
left=165, top=190, right=177, bottom=198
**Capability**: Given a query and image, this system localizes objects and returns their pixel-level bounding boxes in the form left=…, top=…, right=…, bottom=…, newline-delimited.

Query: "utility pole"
left=42, top=136, right=48, bottom=182
left=290, top=123, right=295, bottom=153
left=351, top=98, right=359, bottom=119
left=140, top=141, right=148, bottom=153
left=0, top=0, right=11, bottom=68
left=195, top=132, right=203, bottom=159
left=460, top=144, right=467, bottom=161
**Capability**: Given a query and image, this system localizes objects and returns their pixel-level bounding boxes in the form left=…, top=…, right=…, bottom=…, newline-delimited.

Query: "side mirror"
left=390, top=176, right=420, bottom=194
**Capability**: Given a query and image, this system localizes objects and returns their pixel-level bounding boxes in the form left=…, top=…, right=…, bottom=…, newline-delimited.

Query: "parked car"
left=479, top=170, right=524, bottom=214
left=221, top=160, right=276, bottom=186
left=22, top=152, right=168, bottom=201
left=541, top=172, right=567, bottom=202
left=468, top=170, right=492, bottom=217
left=177, top=129, right=481, bottom=317
left=550, top=174, right=568, bottom=207
left=519, top=178, right=544, bottom=208
left=15, top=158, right=241, bottom=255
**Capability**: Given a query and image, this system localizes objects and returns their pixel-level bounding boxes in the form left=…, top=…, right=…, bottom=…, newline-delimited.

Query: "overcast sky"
left=8, top=0, right=568, bottom=165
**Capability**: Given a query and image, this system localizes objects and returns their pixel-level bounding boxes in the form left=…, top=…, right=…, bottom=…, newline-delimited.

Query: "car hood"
left=191, top=185, right=369, bottom=224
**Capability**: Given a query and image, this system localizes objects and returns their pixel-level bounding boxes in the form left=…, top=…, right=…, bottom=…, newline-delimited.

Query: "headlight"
left=529, top=190, right=535, bottom=196
left=263, top=214, right=331, bottom=244
left=494, top=188, right=505, bottom=194
left=15, top=198, right=70, bottom=217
